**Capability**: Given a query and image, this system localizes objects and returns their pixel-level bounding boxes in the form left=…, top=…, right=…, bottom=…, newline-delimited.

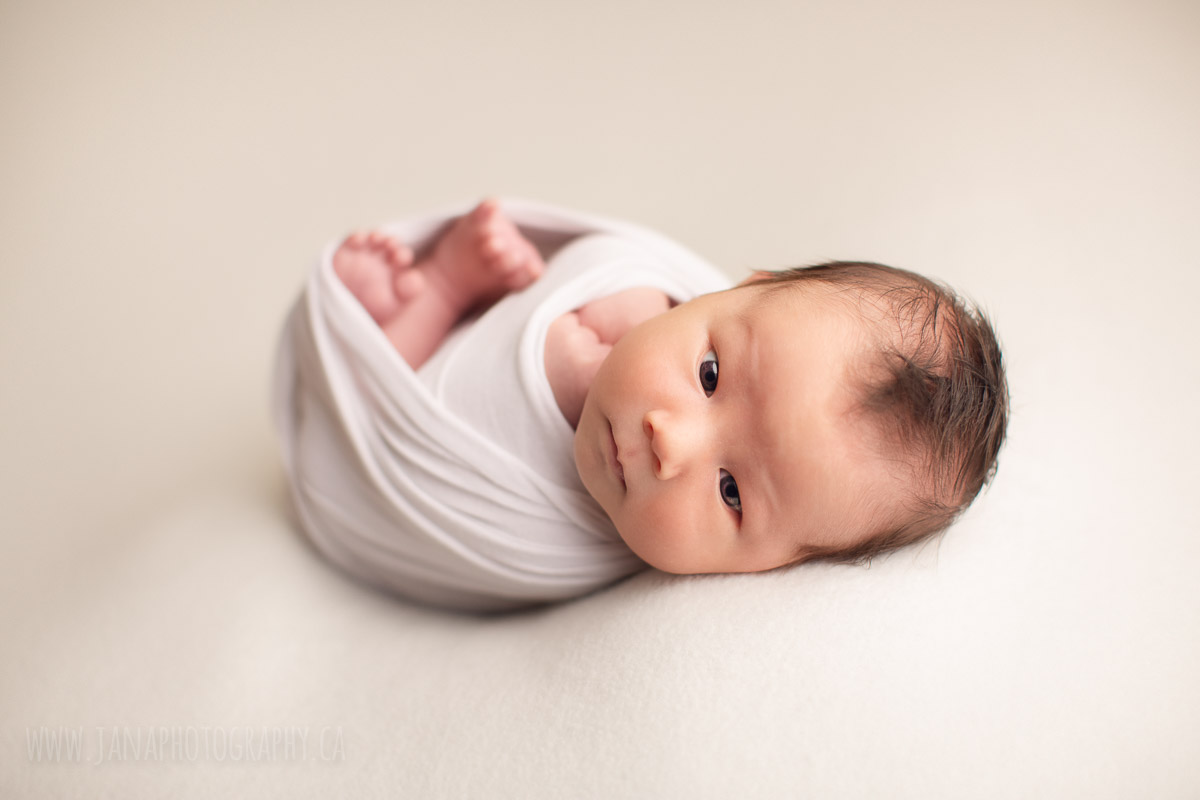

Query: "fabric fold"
left=272, top=198, right=731, bottom=611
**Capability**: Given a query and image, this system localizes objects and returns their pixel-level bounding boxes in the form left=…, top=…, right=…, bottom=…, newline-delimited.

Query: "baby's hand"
left=545, top=311, right=613, bottom=428
left=544, top=287, right=674, bottom=428
left=575, top=287, right=673, bottom=345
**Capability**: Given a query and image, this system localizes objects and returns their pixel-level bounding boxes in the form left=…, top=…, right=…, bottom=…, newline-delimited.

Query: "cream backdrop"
left=2, top=0, right=1198, bottom=797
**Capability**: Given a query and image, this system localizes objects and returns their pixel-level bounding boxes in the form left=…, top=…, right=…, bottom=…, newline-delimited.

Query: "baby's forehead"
left=733, top=285, right=880, bottom=432
left=739, top=282, right=892, bottom=367
left=747, top=278, right=893, bottom=325
left=737, top=282, right=906, bottom=455
left=754, top=382, right=912, bottom=554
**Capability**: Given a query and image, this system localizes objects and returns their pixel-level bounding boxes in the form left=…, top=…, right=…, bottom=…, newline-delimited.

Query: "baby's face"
left=574, top=280, right=900, bottom=574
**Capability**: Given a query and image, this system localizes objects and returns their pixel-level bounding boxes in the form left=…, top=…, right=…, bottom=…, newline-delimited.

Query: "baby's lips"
left=608, top=423, right=626, bottom=488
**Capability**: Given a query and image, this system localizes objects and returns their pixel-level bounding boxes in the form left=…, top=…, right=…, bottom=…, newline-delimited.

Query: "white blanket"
left=271, top=199, right=729, bottom=611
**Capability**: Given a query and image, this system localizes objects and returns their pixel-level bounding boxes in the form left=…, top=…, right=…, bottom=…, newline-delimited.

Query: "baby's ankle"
left=418, top=258, right=481, bottom=317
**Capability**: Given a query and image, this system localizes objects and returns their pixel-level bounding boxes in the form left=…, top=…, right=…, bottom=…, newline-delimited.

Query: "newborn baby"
left=273, top=198, right=1007, bottom=611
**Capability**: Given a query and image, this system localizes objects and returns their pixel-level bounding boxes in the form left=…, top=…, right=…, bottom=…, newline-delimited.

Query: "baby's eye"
left=719, top=469, right=741, bottom=514
left=699, top=349, right=719, bottom=397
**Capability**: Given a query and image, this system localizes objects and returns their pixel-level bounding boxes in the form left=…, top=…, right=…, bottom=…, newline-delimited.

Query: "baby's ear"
left=738, top=270, right=774, bottom=287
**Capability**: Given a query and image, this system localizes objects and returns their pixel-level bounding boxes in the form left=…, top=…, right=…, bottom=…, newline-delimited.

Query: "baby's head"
left=574, top=261, right=1008, bottom=574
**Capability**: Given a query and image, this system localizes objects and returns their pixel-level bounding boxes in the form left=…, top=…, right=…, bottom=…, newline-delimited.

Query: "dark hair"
left=752, top=261, right=1008, bottom=565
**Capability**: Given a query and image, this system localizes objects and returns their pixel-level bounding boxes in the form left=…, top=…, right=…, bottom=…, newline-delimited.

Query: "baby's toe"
left=479, top=233, right=509, bottom=269
left=393, top=267, right=426, bottom=301
left=333, top=236, right=362, bottom=275
left=480, top=229, right=501, bottom=254
left=499, top=252, right=540, bottom=289
left=385, top=240, right=413, bottom=269
left=469, top=197, right=501, bottom=225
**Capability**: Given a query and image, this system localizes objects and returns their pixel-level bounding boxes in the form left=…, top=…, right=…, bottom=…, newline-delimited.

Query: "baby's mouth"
left=608, top=423, right=625, bottom=488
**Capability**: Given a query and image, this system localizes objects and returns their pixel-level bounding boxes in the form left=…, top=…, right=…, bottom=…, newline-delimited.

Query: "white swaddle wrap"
left=272, top=199, right=730, bottom=611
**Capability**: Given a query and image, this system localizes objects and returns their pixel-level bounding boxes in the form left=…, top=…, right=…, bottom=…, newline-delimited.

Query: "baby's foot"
left=425, top=198, right=545, bottom=313
left=332, top=200, right=545, bottom=369
left=332, top=230, right=420, bottom=324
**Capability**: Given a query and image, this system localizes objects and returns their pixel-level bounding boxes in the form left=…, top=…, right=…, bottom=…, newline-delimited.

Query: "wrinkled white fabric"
left=271, top=199, right=730, bottom=611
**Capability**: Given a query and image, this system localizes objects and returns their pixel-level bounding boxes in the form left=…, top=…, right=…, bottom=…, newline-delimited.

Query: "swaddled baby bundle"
left=272, top=199, right=730, bottom=611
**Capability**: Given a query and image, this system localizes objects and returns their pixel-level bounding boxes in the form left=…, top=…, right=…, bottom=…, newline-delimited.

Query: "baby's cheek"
left=632, top=497, right=696, bottom=554
left=638, top=496, right=683, bottom=533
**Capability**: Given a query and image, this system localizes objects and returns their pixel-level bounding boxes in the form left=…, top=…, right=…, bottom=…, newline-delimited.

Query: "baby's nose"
left=643, top=409, right=699, bottom=480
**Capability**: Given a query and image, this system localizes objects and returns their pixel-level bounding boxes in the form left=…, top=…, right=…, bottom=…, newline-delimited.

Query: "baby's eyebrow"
left=730, top=312, right=761, bottom=402
left=726, top=312, right=781, bottom=530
